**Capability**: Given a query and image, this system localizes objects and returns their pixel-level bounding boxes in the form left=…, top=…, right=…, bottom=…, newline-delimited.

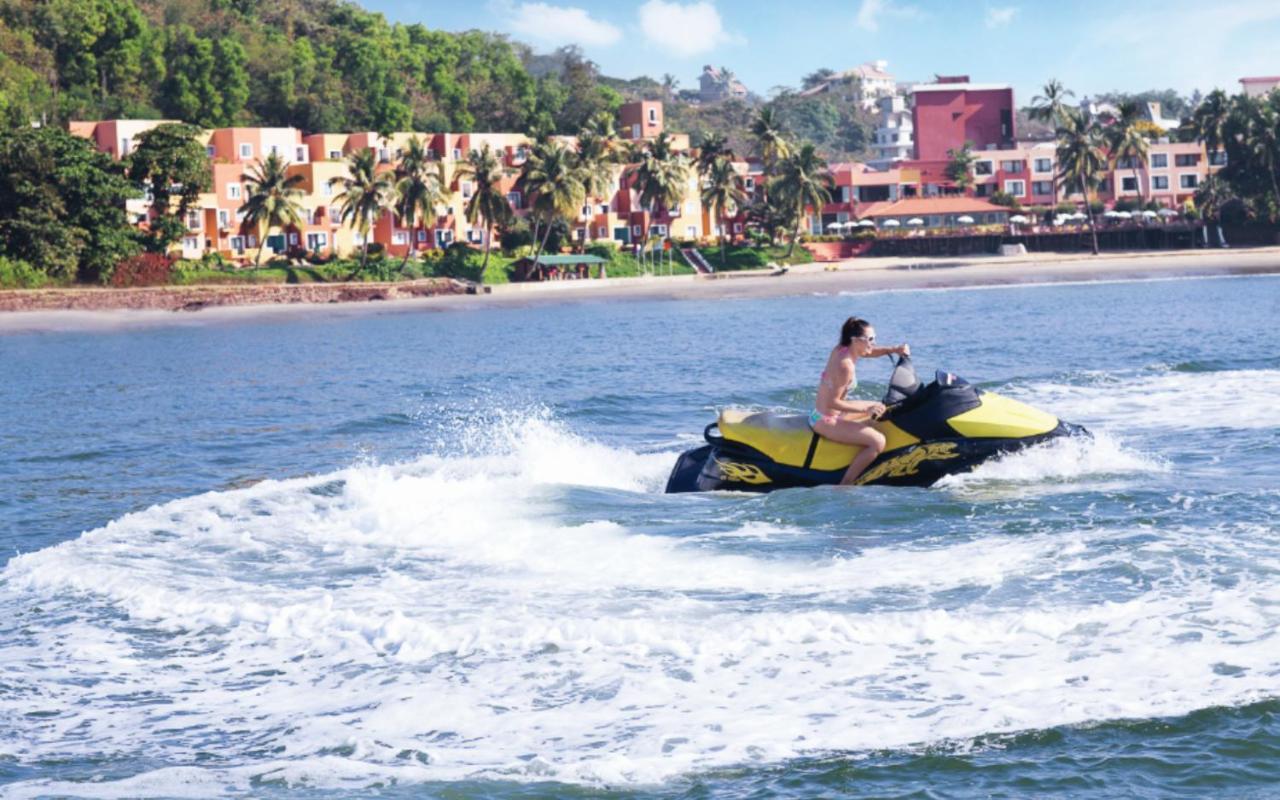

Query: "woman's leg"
left=813, top=417, right=887, bottom=486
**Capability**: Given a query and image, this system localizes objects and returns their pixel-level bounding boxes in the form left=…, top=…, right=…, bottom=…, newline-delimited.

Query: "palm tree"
left=1109, top=111, right=1151, bottom=205
left=750, top=108, right=791, bottom=175
left=455, top=143, right=513, bottom=270
left=944, top=141, right=976, bottom=192
left=329, top=148, right=396, bottom=274
left=1192, top=89, right=1232, bottom=163
left=1030, top=79, right=1076, bottom=128
left=520, top=141, right=585, bottom=271
left=575, top=126, right=619, bottom=247
left=626, top=131, right=691, bottom=263
left=770, top=143, right=832, bottom=258
left=239, top=152, right=305, bottom=267
left=661, top=73, right=679, bottom=104
left=393, top=137, right=450, bottom=272
left=1194, top=174, right=1233, bottom=247
left=701, top=156, right=747, bottom=266
left=1243, top=99, right=1280, bottom=221
left=695, top=132, right=732, bottom=179
left=1055, top=109, right=1108, bottom=255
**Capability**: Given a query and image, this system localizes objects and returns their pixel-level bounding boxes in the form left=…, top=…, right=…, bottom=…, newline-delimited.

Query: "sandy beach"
left=2, top=247, right=1278, bottom=333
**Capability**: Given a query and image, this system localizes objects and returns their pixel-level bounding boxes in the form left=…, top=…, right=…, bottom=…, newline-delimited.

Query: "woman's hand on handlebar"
left=868, top=402, right=887, bottom=419
left=897, top=343, right=910, bottom=358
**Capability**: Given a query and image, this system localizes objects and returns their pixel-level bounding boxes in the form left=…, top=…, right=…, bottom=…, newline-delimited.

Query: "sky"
left=367, top=0, right=1280, bottom=104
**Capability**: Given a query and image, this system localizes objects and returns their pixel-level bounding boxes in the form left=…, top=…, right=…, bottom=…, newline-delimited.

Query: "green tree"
left=770, top=142, right=832, bottom=258
left=126, top=123, right=212, bottom=253
left=1055, top=109, right=1107, bottom=255
left=1109, top=111, right=1151, bottom=204
left=519, top=140, right=584, bottom=269
left=750, top=107, right=791, bottom=174
left=1192, top=90, right=1232, bottom=160
left=626, top=131, right=690, bottom=260
left=944, top=141, right=976, bottom=191
left=391, top=136, right=449, bottom=271
left=239, top=151, right=305, bottom=266
left=329, top=148, right=396, bottom=273
left=454, top=143, right=512, bottom=270
left=1194, top=174, right=1232, bottom=247
left=0, top=126, right=138, bottom=282
left=694, top=131, right=732, bottom=178
left=574, top=125, right=617, bottom=246
left=1030, top=79, right=1075, bottom=128
left=701, top=156, right=747, bottom=266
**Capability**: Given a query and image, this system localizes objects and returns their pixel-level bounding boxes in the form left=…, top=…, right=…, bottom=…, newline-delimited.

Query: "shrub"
left=990, top=190, right=1021, bottom=209
left=1055, top=201, right=1077, bottom=215
left=585, top=241, right=618, bottom=261
left=1112, top=198, right=1141, bottom=213
left=0, top=255, right=48, bottom=288
left=110, top=253, right=174, bottom=287
left=500, top=222, right=534, bottom=252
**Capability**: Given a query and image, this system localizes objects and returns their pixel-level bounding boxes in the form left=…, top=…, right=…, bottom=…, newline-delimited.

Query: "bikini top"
left=820, top=346, right=856, bottom=393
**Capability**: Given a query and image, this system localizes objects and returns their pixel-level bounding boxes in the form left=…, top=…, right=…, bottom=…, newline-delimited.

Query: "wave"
left=3, top=411, right=1279, bottom=796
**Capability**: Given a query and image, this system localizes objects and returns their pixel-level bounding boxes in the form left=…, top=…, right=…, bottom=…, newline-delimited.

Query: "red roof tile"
left=859, top=197, right=1009, bottom=217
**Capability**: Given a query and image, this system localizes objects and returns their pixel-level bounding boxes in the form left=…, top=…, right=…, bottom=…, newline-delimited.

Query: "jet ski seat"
left=714, top=409, right=921, bottom=471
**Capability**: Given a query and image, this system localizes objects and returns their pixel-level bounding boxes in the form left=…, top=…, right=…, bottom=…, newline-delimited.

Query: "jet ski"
left=665, top=356, right=1087, bottom=493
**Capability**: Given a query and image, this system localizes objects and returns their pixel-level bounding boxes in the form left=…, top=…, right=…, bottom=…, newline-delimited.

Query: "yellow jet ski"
left=664, top=356, right=1086, bottom=493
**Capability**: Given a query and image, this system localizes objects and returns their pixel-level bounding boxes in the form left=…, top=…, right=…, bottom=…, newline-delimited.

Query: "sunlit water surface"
left=2, top=275, right=1279, bottom=798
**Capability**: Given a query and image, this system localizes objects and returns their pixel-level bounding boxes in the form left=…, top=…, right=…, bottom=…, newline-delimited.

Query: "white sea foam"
left=1009, top=368, right=1280, bottom=432
left=3, top=412, right=1280, bottom=796
left=938, top=430, right=1166, bottom=492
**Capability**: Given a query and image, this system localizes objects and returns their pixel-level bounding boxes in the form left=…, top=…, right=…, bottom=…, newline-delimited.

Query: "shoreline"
left=3, top=247, right=1279, bottom=333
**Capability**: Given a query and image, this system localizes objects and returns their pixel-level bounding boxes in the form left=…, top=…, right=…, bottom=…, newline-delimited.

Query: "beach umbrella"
left=859, top=219, right=876, bottom=227
left=1116, top=211, right=1133, bottom=219
left=956, top=215, right=975, bottom=224
left=1104, top=210, right=1120, bottom=218
left=1053, top=215, right=1068, bottom=225
left=1158, top=208, right=1178, bottom=217
left=1141, top=210, right=1158, bottom=218
left=1070, top=212, right=1088, bottom=221
left=825, top=221, right=842, bottom=231
left=1009, top=214, right=1028, bottom=223
left=882, top=219, right=900, bottom=227
left=907, top=217, right=925, bottom=226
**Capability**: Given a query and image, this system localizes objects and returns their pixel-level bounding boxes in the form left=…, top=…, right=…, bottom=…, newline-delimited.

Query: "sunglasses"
left=853, top=335, right=876, bottom=344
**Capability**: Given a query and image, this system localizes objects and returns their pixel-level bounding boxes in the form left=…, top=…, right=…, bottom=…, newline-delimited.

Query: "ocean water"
left=1, top=274, right=1279, bottom=799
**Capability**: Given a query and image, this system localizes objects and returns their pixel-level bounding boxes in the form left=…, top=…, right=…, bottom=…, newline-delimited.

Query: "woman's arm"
left=869, top=342, right=910, bottom=359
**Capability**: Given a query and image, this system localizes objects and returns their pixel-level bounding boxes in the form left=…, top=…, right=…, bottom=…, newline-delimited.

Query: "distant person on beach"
left=810, top=316, right=910, bottom=485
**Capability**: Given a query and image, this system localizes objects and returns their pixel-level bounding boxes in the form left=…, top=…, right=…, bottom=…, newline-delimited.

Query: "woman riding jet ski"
left=664, top=355, right=1087, bottom=493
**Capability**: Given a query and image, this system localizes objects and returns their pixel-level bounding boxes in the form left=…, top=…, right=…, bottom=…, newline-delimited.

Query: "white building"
left=870, top=94, right=913, bottom=167
left=799, top=60, right=897, bottom=110
left=1240, top=76, right=1280, bottom=98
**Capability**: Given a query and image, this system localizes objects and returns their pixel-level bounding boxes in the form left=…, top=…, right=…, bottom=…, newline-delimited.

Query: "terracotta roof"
left=860, top=197, right=1010, bottom=217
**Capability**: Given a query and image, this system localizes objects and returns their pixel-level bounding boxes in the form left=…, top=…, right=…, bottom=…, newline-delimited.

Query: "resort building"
left=698, top=66, right=748, bottom=103
left=1240, top=76, right=1280, bottom=98
left=911, top=76, right=1015, bottom=160
left=869, top=94, right=914, bottom=167
left=799, top=60, right=898, bottom=111
left=70, top=101, right=724, bottom=265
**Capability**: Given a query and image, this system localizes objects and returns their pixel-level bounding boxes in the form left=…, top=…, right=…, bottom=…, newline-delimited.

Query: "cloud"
left=637, top=0, right=738, bottom=57
left=855, top=0, right=925, bottom=33
left=494, top=1, right=621, bottom=47
left=985, top=6, right=1018, bottom=28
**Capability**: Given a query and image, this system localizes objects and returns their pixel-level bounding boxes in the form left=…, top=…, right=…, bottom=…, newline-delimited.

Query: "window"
left=239, top=143, right=253, bottom=159
left=686, top=225, right=697, bottom=238
left=1115, top=156, right=1137, bottom=169
left=416, top=230, right=427, bottom=242
left=1121, top=176, right=1138, bottom=192
left=1209, top=151, right=1227, bottom=166
left=1031, top=181, right=1054, bottom=195
left=296, top=146, right=307, bottom=162
left=1003, top=180, right=1025, bottom=197
left=1180, top=174, right=1199, bottom=189
left=648, top=107, right=657, bottom=124
left=228, top=183, right=241, bottom=200
left=183, top=236, right=199, bottom=251
left=186, top=210, right=201, bottom=229
left=1152, top=175, right=1170, bottom=190
left=581, top=204, right=592, bottom=217
left=435, top=229, right=454, bottom=246
left=461, top=181, right=474, bottom=199
left=452, top=148, right=462, bottom=160
left=631, top=124, right=641, bottom=138
left=507, top=191, right=522, bottom=209
left=247, top=234, right=257, bottom=247
left=378, top=148, right=390, bottom=162
left=206, top=145, right=216, bottom=158
left=287, top=233, right=299, bottom=245
left=269, top=145, right=281, bottom=157
left=1033, top=157, right=1053, bottom=173
left=306, top=232, right=328, bottom=250
left=841, top=186, right=852, bottom=202
left=329, top=149, right=342, bottom=160
left=321, top=182, right=333, bottom=196
left=1000, top=160, right=1025, bottom=173
left=353, top=232, right=365, bottom=246
left=392, top=231, right=407, bottom=245
left=632, top=224, right=642, bottom=235
left=598, top=226, right=607, bottom=237
left=649, top=224, right=667, bottom=235
left=329, top=206, right=341, bottom=223
left=745, top=177, right=755, bottom=191
left=1175, top=153, right=1198, bottom=167
left=1150, top=153, right=1168, bottom=168
left=467, top=229, right=484, bottom=243
left=230, top=236, right=245, bottom=252
left=217, top=209, right=230, bottom=228
left=733, top=222, right=742, bottom=233
left=974, top=184, right=992, bottom=197
left=974, top=161, right=993, bottom=176
left=599, top=203, right=609, bottom=215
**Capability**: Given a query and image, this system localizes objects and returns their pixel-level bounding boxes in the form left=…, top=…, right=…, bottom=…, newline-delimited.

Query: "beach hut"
left=513, top=254, right=608, bottom=282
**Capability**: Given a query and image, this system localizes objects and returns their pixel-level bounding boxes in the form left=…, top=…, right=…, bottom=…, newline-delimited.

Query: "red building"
left=911, top=76, right=1015, bottom=161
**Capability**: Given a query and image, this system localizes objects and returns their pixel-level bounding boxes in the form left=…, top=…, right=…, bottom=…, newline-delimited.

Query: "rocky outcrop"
left=0, top=279, right=469, bottom=312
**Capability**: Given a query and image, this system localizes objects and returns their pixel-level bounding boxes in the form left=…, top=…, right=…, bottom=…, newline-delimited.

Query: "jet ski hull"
left=665, top=421, right=1085, bottom=493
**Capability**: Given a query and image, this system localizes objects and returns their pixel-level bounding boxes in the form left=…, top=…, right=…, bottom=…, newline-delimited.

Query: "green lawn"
left=694, top=244, right=814, bottom=272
